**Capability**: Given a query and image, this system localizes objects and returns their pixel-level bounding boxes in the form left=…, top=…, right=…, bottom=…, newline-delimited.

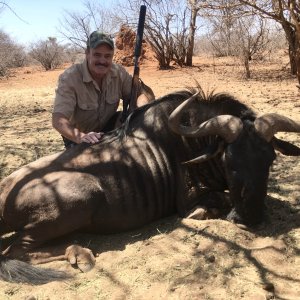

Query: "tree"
left=232, top=16, right=271, bottom=78
left=116, top=0, right=195, bottom=69
left=0, top=1, right=5, bottom=13
left=58, top=0, right=120, bottom=49
left=239, top=0, right=300, bottom=86
left=29, top=37, right=66, bottom=71
left=202, top=1, right=271, bottom=78
left=186, top=0, right=201, bottom=66
left=145, top=2, right=183, bottom=68
left=0, top=2, right=29, bottom=76
left=0, top=30, right=27, bottom=77
left=202, top=0, right=241, bottom=56
left=58, top=0, right=201, bottom=69
left=144, top=0, right=204, bottom=67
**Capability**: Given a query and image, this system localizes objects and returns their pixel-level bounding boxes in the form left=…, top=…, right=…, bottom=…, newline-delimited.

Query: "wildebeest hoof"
left=186, top=206, right=221, bottom=220
left=65, top=245, right=96, bottom=272
left=186, top=206, right=208, bottom=220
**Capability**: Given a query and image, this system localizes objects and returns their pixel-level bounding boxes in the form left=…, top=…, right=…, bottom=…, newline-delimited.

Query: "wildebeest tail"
left=0, top=254, right=71, bottom=284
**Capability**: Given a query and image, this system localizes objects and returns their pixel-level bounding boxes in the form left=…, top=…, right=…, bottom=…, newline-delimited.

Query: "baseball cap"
left=87, top=31, right=114, bottom=49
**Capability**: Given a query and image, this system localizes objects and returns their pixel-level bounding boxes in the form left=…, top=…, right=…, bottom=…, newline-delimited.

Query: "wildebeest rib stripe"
left=146, top=138, right=175, bottom=217
left=125, top=139, right=152, bottom=223
left=107, top=151, right=140, bottom=228
left=144, top=139, right=169, bottom=219
left=137, top=142, right=159, bottom=220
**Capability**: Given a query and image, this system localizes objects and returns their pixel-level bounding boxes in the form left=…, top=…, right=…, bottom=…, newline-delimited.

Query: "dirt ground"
left=0, top=53, right=299, bottom=300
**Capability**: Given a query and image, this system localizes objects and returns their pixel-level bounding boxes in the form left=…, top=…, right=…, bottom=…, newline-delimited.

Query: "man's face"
left=86, top=44, right=114, bottom=79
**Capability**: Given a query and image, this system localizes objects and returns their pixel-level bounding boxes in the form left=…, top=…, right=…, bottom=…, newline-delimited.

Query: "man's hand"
left=52, top=112, right=104, bottom=145
left=80, top=132, right=104, bottom=144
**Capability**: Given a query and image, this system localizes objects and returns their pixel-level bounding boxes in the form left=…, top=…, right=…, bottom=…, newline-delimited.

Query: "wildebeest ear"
left=272, top=137, right=300, bottom=156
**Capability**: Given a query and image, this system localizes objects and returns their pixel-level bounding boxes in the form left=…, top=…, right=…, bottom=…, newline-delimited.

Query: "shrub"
left=0, top=30, right=28, bottom=77
left=29, top=37, right=67, bottom=71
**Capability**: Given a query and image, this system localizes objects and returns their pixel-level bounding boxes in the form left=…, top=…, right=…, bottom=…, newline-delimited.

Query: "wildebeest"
left=0, top=86, right=299, bottom=284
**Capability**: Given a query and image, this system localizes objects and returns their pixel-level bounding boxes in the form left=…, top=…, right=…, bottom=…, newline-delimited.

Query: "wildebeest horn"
left=254, top=113, right=300, bottom=142
left=168, top=93, right=243, bottom=143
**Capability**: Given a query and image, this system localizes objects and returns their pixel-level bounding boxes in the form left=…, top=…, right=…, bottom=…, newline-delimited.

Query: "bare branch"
left=57, top=1, right=120, bottom=49
left=0, top=1, right=30, bottom=24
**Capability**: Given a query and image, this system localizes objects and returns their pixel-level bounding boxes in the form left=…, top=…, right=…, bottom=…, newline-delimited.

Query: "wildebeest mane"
left=98, top=93, right=180, bottom=143
left=99, top=85, right=256, bottom=144
left=188, top=84, right=256, bottom=121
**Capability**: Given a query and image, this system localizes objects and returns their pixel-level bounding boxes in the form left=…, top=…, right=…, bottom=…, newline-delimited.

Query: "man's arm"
left=52, top=112, right=102, bottom=144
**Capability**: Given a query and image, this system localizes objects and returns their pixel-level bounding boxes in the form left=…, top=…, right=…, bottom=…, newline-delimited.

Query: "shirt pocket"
left=74, top=92, right=99, bottom=128
left=77, top=86, right=100, bottom=110
left=77, top=99, right=98, bottom=110
left=104, top=87, right=121, bottom=105
left=73, top=95, right=99, bottom=132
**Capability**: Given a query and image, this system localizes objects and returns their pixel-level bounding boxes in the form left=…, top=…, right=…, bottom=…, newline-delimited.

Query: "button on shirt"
left=53, top=59, right=133, bottom=133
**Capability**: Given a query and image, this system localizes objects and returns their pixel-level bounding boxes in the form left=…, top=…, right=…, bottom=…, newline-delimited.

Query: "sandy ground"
left=0, top=53, right=299, bottom=300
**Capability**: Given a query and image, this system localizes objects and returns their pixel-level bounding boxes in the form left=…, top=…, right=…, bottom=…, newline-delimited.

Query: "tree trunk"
left=295, top=28, right=300, bottom=86
left=186, top=2, right=199, bottom=66
left=288, top=46, right=297, bottom=75
left=281, top=21, right=298, bottom=75
left=295, top=45, right=300, bottom=86
left=244, top=56, right=251, bottom=79
left=286, top=30, right=300, bottom=85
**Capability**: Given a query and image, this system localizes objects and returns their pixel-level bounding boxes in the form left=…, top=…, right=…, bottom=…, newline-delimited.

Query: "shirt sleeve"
left=53, top=72, right=77, bottom=118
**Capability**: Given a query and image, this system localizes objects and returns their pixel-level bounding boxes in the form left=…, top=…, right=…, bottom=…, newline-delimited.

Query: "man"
left=52, top=31, right=154, bottom=148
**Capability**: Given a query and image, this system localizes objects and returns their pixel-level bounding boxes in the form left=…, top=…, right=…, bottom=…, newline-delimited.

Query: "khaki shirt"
left=53, top=60, right=133, bottom=133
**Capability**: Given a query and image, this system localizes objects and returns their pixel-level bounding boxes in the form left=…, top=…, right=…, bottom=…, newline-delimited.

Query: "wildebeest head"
left=168, top=92, right=300, bottom=225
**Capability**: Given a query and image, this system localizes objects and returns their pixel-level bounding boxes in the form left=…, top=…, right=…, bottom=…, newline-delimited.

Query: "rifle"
left=121, top=5, right=147, bottom=123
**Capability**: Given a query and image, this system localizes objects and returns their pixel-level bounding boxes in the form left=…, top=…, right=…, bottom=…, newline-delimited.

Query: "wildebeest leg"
left=1, top=171, right=105, bottom=272
left=184, top=190, right=231, bottom=220
left=27, top=244, right=96, bottom=273
left=3, top=234, right=96, bottom=272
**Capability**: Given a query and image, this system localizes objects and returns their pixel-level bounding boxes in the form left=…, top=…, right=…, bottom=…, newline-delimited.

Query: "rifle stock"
left=121, top=5, right=146, bottom=122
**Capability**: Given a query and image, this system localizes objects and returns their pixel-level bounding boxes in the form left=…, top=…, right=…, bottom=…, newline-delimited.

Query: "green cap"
left=87, top=31, right=114, bottom=49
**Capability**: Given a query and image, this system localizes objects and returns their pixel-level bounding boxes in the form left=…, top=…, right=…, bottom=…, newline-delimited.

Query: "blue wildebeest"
left=0, top=86, right=299, bottom=284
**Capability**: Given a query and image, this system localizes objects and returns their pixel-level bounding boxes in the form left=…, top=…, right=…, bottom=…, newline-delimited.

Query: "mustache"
left=95, top=63, right=109, bottom=67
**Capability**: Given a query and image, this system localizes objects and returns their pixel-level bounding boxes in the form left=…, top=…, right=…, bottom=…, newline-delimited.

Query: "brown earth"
left=0, top=52, right=299, bottom=300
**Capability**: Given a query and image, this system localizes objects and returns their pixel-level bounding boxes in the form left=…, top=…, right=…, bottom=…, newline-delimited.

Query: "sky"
left=0, top=0, right=105, bottom=46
